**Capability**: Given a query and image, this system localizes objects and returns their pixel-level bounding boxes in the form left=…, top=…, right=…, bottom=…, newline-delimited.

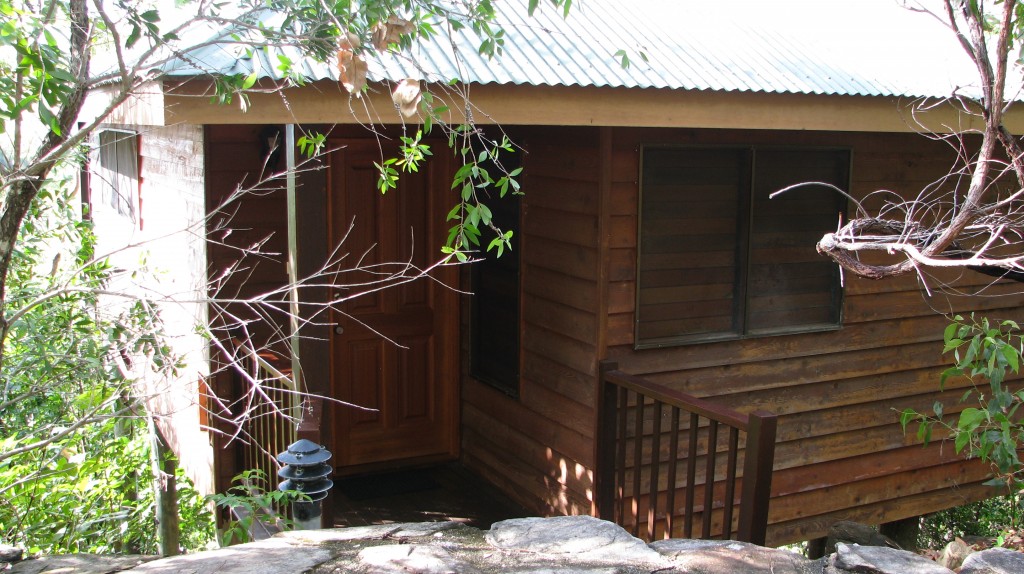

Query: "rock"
left=938, top=537, right=972, bottom=570
left=0, top=545, right=23, bottom=564
left=121, top=537, right=331, bottom=574
left=16, top=518, right=1013, bottom=574
left=826, top=521, right=901, bottom=555
left=358, top=544, right=478, bottom=574
left=276, top=521, right=460, bottom=544
left=830, top=543, right=953, bottom=574
left=959, top=547, right=1024, bottom=574
left=9, top=554, right=153, bottom=574
left=651, top=538, right=823, bottom=574
left=486, top=516, right=664, bottom=564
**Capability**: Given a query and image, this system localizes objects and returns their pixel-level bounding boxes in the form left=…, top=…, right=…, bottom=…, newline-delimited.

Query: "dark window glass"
left=637, top=146, right=848, bottom=347
left=470, top=174, right=521, bottom=396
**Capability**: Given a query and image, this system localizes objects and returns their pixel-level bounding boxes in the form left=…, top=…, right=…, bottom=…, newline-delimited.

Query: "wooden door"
left=328, top=140, right=458, bottom=471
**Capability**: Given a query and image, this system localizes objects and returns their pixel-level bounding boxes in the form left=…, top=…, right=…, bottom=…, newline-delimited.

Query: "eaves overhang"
left=105, top=78, right=1024, bottom=136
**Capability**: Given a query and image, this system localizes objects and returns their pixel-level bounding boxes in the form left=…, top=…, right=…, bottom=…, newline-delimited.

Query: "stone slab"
left=959, top=547, right=1024, bottom=574
left=120, top=538, right=331, bottom=574
left=486, top=516, right=664, bottom=564
left=9, top=555, right=153, bottom=574
left=651, top=539, right=821, bottom=574
left=831, top=543, right=953, bottom=574
left=358, top=544, right=479, bottom=574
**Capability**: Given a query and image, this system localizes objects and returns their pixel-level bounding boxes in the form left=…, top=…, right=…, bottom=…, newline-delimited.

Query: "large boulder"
left=486, top=515, right=665, bottom=565
left=959, top=547, right=1024, bottom=574
left=830, top=543, right=953, bottom=574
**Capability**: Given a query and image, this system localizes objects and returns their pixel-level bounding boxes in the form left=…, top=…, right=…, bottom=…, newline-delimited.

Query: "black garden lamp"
left=277, top=439, right=333, bottom=529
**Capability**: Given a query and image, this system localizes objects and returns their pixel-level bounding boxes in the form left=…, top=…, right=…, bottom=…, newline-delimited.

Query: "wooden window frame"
left=635, top=144, right=849, bottom=349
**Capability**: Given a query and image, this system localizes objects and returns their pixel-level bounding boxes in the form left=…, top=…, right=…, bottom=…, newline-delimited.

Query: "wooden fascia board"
left=161, top=78, right=1024, bottom=134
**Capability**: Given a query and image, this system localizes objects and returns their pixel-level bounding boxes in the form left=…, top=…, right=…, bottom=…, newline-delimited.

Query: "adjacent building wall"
left=92, top=122, right=212, bottom=494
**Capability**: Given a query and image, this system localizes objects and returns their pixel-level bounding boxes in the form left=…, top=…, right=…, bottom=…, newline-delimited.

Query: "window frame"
left=635, top=143, right=850, bottom=349
left=92, top=128, right=140, bottom=224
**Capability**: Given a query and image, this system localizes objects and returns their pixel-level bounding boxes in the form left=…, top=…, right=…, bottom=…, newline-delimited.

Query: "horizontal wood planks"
left=460, top=126, right=604, bottom=518
left=604, top=127, right=1024, bottom=545
left=204, top=125, right=292, bottom=354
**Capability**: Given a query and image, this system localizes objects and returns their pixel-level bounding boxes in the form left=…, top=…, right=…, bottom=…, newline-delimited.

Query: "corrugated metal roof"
left=159, top=0, right=981, bottom=99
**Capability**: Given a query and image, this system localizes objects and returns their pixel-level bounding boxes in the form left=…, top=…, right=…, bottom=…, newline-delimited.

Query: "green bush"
left=902, top=314, right=1024, bottom=489
left=0, top=176, right=215, bottom=554
left=0, top=422, right=215, bottom=554
left=209, top=469, right=302, bottom=546
left=919, top=494, right=1021, bottom=548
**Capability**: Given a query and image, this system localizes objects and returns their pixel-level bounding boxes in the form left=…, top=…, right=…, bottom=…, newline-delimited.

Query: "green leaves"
left=0, top=178, right=210, bottom=553
left=207, top=469, right=299, bottom=545
left=527, top=0, right=573, bottom=18
left=297, top=132, right=326, bottom=158
left=904, top=314, right=1024, bottom=490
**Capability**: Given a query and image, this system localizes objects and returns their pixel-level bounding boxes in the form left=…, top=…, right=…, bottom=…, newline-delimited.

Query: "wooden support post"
left=595, top=360, right=619, bottom=522
left=879, top=516, right=920, bottom=552
left=737, top=411, right=777, bottom=545
left=149, top=417, right=180, bottom=557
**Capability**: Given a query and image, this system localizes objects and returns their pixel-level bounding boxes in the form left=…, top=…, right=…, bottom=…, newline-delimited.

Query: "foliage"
left=901, top=314, right=1024, bottom=489
left=207, top=469, right=298, bottom=546
left=919, top=493, right=1021, bottom=548
left=0, top=421, right=214, bottom=554
left=0, top=176, right=213, bottom=553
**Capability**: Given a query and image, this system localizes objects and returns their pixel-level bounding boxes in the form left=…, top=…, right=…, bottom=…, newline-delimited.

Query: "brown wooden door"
left=328, top=140, right=458, bottom=471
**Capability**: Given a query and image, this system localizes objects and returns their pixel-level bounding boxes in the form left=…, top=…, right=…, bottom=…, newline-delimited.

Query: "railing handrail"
left=601, top=367, right=763, bottom=432
left=238, top=344, right=296, bottom=391
left=596, top=360, right=777, bottom=545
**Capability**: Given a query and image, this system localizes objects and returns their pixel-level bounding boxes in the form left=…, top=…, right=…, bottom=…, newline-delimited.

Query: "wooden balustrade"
left=596, top=360, right=777, bottom=545
left=237, top=348, right=298, bottom=492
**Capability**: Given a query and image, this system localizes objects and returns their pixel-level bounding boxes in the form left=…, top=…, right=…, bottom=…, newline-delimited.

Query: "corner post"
left=595, top=360, right=619, bottom=522
left=737, top=410, right=777, bottom=545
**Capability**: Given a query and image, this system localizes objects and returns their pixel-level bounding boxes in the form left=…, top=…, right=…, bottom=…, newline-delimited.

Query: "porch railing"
left=237, top=347, right=298, bottom=492
left=596, top=360, right=777, bottom=545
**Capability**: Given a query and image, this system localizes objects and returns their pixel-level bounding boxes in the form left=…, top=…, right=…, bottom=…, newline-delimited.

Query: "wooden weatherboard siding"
left=461, top=126, right=605, bottom=517
left=605, top=127, right=1024, bottom=546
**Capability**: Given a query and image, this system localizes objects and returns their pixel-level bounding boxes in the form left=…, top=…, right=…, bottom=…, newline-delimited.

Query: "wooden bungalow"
left=90, top=0, right=1024, bottom=546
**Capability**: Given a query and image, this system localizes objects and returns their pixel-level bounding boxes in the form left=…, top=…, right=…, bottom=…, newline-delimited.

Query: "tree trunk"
left=149, top=416, right=180, bottom=557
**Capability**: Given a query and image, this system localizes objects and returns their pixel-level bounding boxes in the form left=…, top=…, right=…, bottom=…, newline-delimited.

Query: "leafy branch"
left=901, top=314, right=1024, bottom=490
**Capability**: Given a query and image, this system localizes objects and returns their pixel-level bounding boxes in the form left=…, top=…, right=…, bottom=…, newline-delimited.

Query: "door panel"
left=329, top=141, right=458, bottom=471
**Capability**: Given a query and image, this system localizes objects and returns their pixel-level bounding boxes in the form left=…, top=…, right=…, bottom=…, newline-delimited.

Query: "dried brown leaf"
left=391, top=78, right=421, bottom=117
left=340, top=54, right=368, bottom=94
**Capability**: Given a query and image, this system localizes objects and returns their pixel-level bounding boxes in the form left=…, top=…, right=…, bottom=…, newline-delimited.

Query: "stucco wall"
left=92, top=122, right=212, bottom=494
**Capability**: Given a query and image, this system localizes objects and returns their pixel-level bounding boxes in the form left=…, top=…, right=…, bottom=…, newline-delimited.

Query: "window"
left=636, top=146, right=849, bottom=347
left=93, top=129, right=139, bottom=221
left=470, top=189, right=521, bottom=397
